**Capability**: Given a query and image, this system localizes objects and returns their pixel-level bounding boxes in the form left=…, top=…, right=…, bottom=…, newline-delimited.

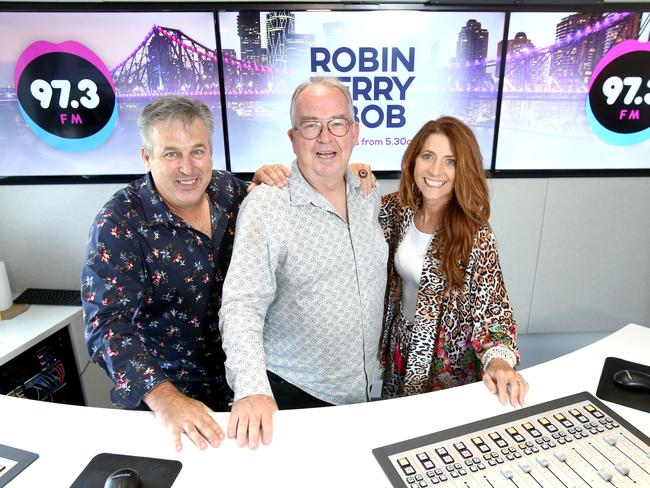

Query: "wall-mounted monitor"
left=0, top=10, right=225, bottom=182
left=494, top=10, right=650, bottom=172
left=1, top=4, right=648, bottom=183
left=218, top=9, right=506, bottom=173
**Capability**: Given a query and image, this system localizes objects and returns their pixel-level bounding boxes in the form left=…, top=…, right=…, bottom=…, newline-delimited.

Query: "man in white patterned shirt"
left=219, top=78, right=388, bottom=449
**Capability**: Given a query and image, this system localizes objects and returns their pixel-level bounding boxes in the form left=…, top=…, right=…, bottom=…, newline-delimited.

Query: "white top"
left=394, top=221, right=434, bottom=322
left=1, top=323, right=648, bottom=487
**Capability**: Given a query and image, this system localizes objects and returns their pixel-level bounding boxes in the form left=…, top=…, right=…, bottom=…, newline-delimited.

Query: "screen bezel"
left=1, top=1, right=649, bottom=184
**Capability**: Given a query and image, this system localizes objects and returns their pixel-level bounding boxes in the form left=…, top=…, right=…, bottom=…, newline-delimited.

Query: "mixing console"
left=373, top=392, right=649, bottom=487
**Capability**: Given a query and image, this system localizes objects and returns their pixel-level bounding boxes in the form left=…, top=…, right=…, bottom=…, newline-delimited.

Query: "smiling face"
left=288, top=84, right=359, bottom=186
left=142, top=117, right=212, bottom=216
left=413, top=133, right=456, bottom=205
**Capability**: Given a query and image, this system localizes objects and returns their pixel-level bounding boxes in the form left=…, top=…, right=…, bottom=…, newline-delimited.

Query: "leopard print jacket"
left=379, top=192, right=519, bottom=398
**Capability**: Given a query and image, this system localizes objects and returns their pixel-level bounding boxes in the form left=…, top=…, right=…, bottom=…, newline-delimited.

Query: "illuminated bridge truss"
left=110, top=25, right=220, bottom=97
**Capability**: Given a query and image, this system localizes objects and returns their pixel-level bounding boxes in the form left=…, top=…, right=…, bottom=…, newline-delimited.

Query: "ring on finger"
left=358, top=169, right=368, bottom=178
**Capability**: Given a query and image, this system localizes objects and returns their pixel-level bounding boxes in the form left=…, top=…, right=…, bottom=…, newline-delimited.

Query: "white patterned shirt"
left=219, top=162, right=388, bottom=405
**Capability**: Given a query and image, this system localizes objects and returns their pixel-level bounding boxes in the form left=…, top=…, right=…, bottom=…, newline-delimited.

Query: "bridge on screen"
left=108, top=12, right=646, bottom=101
left=478, top=11, right=648, bottom=97
left=1, top=12, right=645, bottom=103
left=109, top=25, right=292, bottom=99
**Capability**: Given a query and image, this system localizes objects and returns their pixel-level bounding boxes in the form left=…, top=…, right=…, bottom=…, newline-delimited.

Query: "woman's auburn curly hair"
left=398, top=116, right=490, bottom=289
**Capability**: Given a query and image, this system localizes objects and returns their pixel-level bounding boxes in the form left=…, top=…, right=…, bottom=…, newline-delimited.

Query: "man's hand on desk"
left=143, top=381, right=225, bottom=452
left=483, top=358, right=529, bottom=408
left=228, top=394, right=278, bottom=450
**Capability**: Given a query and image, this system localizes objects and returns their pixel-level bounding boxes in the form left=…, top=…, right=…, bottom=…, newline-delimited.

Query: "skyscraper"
left=455, top=19, right=489, bottom=89
left=497, top=32, right=539, bottom=90
left=603, top=12, right=641, bottom=54
left=550, top=12, right=603, bottom=89
left=238, top=11, right=262, bottom=64
left=286, top=33, right=315, bottom=71
left=237, top=11, right=263, bottom=88
left=266, top=11, right=295, bottom=72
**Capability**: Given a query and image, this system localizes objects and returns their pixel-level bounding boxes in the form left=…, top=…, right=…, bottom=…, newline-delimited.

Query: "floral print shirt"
left=82, top=171, right=248, bottom=409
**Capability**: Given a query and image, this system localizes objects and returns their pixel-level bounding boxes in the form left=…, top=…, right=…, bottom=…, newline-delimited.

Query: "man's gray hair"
left=138, top=96, right=214, bottom=156
left=289, top=77, right=355, bottom=128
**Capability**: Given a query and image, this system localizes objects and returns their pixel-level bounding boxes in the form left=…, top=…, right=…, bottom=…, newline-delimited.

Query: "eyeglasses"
left=294, top=118, right=352, bottom=140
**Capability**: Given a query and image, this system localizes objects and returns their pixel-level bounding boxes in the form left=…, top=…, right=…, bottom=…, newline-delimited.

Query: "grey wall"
left=488, top=177, right=650, bottom=334
left=1, top=176, right=649, bottom=334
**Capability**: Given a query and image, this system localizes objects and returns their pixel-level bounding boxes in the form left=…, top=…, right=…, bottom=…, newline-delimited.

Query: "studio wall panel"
left=529, top=177, right=650, bottom=333
left=489, top=178, right=547, bottom=334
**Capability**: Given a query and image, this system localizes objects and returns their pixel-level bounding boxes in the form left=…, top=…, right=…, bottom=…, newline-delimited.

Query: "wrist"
left=142, top=380, right=179, bottom=411
left=485, top=357, right=509, bottom=371
left=482, top=346, right=517, bottom=370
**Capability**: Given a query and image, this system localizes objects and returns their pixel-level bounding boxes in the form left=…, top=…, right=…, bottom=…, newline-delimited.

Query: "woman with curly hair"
left=379, top=117, right=528, bottom=408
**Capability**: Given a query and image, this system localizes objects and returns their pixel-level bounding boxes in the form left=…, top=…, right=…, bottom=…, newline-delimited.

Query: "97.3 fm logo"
left=587, top=40, right=650, bottom=146
left=14, top=40, right=118, bottom=151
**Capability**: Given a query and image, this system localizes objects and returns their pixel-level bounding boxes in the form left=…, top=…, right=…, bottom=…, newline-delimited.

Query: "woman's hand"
left=483, top=358, right=529, bottom=408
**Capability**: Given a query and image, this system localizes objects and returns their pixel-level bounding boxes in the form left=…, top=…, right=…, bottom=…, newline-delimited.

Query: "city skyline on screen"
left=496, top=10, right=650, bottom=171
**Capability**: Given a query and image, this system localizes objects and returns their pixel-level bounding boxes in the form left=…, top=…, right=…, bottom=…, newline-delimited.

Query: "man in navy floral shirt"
left=81, top=96, right=285, bottom=451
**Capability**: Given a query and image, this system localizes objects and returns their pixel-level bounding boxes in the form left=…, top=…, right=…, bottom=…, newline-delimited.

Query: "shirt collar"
left=288, top=160, right=360, bottom=208
left=138, top=172, right=214, bottom=228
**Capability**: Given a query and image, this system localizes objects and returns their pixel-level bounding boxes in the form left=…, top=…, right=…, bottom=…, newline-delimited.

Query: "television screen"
left=495, top=10, right=650, bottom=172
left=2, top=5, right=646, bottom=181
left=0, top=10, right=226, bottom=180
left=218, top=9, right=506, bottom=172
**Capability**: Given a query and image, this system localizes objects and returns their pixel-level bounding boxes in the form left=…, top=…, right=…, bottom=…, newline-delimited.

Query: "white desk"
left=0, top=305, right=82, bottom=367
left=1, top=323, right=648, bottom=487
